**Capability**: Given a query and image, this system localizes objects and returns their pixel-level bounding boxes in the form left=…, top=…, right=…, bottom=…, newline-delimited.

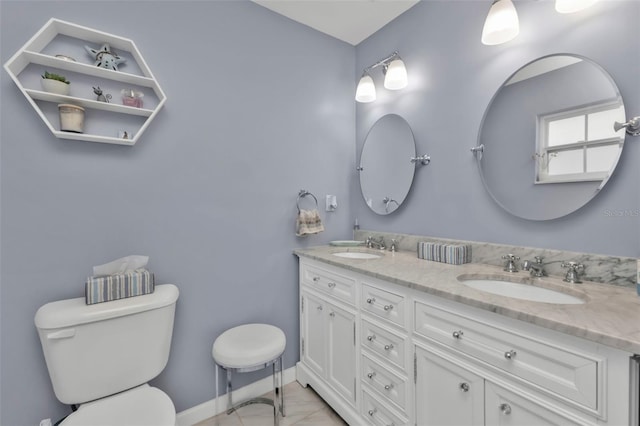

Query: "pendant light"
left=384, top=57, right=408, bottom=90
left=555, top=0, right=597, bottom=13
left=482, top=0, right=520, bottom=46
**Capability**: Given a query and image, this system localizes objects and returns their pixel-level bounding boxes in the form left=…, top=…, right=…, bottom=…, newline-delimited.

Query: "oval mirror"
left=359, top=114, right=416, bottom=215
left=477, top=54, right=626, bottom=220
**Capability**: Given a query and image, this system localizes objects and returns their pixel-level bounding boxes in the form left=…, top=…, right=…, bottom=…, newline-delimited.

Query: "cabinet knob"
left=366, top=297, right=376, bottom=304
left=384, top=304, right=393, bottom=311
left=317, top=305, right=323, bottom=311
left=312, top=276, right=320, bottom=282
left=452, top=330, right=464, bottom=339
left=504, top=350, right=517, bottom=360
left=329, top=311, right=335, bottom=317
left=368, top=408, right=377, bottom=416
left=327, top=282, right=336, bottom=288
left=459, top=382, right=470, bottom=392
left=367, top=335, right=376, bottom=341
left=499, top=403, right=512, bottom=415
left=384, top=344, right=394, bottom=351
left=367, top=372, right=376, bottom=379
left=384, top=384, right=394, bottom=390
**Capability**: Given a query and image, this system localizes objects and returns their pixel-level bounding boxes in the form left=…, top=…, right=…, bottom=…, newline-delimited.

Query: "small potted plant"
left=41, top=71, right=70, bottom=96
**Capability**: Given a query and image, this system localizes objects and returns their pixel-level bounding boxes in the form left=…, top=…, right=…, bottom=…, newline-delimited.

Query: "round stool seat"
left=213, top=323, right=286, bottom=370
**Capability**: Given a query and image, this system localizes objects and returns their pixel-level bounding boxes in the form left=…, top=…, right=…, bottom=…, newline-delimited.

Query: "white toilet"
left=34, top=284, right=179, bottom=426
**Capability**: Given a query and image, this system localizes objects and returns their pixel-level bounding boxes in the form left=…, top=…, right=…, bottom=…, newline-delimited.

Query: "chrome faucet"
left=502, top=254, right=520, bottom=272
left=522, top=256, right=546, bottom=277
left=561, top=261, right=584, bottom=284
left=366, top=236, right=386, bottom=250
left=389, top=239, right=397, bottom=252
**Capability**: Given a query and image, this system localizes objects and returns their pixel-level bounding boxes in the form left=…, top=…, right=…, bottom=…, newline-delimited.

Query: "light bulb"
left=555, top=0, right=597, bottom=13
left=384, top=58, right=408, bottom=90
left=355, top=73, right=376, bottom=103
left=482, top=0, right=520, bottom=46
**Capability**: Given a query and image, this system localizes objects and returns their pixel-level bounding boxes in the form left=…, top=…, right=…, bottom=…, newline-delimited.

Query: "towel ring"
left=297, top=190, right=318, bottom=213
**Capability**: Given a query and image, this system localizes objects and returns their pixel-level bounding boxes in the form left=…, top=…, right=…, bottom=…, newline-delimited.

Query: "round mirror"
left=359, top=114, right=416, bottom=215
left=477, top=54, right=626, bottom=220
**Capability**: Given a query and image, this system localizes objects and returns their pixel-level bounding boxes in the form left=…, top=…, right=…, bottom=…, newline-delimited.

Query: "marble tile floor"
left=195, top=381, right=348, bottom=426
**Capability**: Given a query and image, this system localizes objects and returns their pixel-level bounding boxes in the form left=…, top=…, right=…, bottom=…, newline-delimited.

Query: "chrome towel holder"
left=297, top=189, right=318, bottom=212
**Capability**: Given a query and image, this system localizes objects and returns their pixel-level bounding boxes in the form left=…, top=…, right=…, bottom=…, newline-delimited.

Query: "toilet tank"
left=34, top=284, right=179, bottom=405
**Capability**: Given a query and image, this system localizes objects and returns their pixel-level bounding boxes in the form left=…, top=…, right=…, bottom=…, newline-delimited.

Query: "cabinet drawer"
left=361, top=283, right=406, bottom=329
left=361, top=319, right=407, bottom=371
left=361, top=389, right=407, bottom=426
left=361, top=354, right=409, bottom=415
left=414, top=301, right=601, bottom=411
left=301, top=263, right=355, bottom=305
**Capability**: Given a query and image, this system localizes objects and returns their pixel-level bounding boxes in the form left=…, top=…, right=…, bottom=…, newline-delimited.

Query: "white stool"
left=212, top=324, right=286, bottom=425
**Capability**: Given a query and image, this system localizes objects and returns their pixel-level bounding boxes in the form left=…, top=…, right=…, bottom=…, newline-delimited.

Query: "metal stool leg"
left=226, top=368, right=234, bottom=414
left=279, top=356, right=285, bottom=417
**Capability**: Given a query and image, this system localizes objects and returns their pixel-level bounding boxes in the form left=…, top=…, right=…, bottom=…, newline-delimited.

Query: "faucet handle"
left=390, top=239, right=397, bottom=252
left=533, top=256, right=544, bottom=264
left=502, top=254, right=520, bottom=272
left=561, top=261, right=584, bottom=284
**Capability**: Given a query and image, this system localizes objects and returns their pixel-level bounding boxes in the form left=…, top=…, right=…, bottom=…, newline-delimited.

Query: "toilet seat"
left=60, top=384, right=175, bottom=426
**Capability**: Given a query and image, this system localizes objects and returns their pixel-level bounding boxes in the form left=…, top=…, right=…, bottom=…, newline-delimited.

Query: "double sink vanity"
left=294, top=238, right=639, bottom=426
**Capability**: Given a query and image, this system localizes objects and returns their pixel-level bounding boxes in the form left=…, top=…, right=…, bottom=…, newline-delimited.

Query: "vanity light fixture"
left=481, top=0, right=520, bottom=45
left=555, top=0, right=598, bottom=14
left=355, top=51, right=407, bottom=103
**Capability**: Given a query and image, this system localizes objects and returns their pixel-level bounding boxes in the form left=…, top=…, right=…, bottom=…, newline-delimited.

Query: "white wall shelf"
left=3, top=18, right=166, bottom=146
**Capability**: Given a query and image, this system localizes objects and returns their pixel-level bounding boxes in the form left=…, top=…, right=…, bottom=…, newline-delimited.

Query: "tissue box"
left=85, top=269, right=155, bottom=305
left=418, top=242, right=472, bottom=265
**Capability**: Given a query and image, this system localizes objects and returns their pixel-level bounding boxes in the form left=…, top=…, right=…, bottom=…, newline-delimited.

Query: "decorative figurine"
left=93, top=86, right=112, bottom=103
left=84, top=43, right=126, bottom=71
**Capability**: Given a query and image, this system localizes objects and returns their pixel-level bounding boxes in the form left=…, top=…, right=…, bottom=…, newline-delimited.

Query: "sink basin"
left=332, top=251, right=383, bottom=259
left=458, top=276, right=585, bottom=305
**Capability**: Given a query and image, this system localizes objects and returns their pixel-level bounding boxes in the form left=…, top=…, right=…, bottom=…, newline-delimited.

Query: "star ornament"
left=84, top=43, right=126, bottom=71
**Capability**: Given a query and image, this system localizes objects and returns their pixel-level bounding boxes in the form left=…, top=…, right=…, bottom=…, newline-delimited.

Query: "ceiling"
left=252, top=0, right=420, bottom=46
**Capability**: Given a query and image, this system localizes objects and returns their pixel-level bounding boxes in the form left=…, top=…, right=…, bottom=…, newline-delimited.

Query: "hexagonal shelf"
left=4, top=18, right=166, bottom=146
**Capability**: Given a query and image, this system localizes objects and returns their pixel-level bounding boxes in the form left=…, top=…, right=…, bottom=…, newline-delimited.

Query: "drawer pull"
left=367, top=372, right=376, bottom=379
left=452, top=330, right=464, bottom=339
left=327, top=282, right=336, bottom=288
left=459, top=382, right=470, bottom=392
left=367, top=334, right=376, bottom=341
left=384, top=344, right=394, bottom=351
left=500, top=403, right=512, bottom=415
left=384, top=384, right=394, bottom=390
left=329, top=311, right=335, bottom=317
left=384, top=304, right=393, bottom=311
left=366, top=297, right=376, bottom=304
left=312, top=276, right=320, bottom=282
left=368, top=408, right=377, bottom=416
left=504, top=350, right=517, bottom=360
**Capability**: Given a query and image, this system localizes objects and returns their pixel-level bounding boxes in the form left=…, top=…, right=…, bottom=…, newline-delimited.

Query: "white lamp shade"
left=383, top=58, right=408, bottom=90
left=555, top=0, right=597, bottom=13
left=482, top=0, right=520, bottom=45
left=355, top=74, right=376, bottom=103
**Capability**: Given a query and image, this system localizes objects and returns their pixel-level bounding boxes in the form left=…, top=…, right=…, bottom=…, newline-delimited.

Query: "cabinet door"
left=327, top=303, right=356, bottom=404
left=484, top=382, right=584, bottom=426
left=302, top=293, right=327, bottom=377
left=415, top=346, right=484, bottom=426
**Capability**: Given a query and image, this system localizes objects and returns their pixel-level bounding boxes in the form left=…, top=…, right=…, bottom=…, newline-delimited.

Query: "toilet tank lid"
left=35, top=284, right=179, bottom=329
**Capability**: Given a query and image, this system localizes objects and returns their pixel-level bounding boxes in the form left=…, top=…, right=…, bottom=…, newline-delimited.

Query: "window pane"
left=588, top=105, right=625, bottom=140
left=548, top=149, right=583, bottom=175
left=548, top=116, right=585, bottom=146
left=586, top=144, right=621, bottom=173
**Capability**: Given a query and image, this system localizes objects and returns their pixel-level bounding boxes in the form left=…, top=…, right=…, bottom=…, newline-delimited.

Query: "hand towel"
left=296, top=208, right=324, bottom=237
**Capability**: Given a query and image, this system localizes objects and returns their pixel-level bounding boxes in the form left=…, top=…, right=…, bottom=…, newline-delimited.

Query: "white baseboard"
left=175, top=366, right=297, bottom=426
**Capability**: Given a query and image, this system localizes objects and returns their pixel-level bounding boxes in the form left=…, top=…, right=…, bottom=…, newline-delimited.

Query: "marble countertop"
left=294, top=245, right=640, bottom=354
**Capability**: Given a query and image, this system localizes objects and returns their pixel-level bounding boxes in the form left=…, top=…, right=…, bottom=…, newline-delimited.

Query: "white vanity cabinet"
left=296, top=257, right=633, bottom=426
left=298, top=260, right=358, bottom=423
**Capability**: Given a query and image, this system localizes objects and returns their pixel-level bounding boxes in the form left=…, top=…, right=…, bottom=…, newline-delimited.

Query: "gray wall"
left=355, top=0, right=640, bottom=258
left=0, top=1, right=354, bottom=425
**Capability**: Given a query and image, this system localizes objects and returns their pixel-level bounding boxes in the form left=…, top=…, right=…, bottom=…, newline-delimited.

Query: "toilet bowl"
left=34, top=284, right=179, bottom=425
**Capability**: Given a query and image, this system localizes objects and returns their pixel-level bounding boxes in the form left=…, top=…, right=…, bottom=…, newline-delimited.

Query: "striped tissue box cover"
left=85, top=269, right=155, bottom=305
left=418, top=242, right=471, bottom=265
